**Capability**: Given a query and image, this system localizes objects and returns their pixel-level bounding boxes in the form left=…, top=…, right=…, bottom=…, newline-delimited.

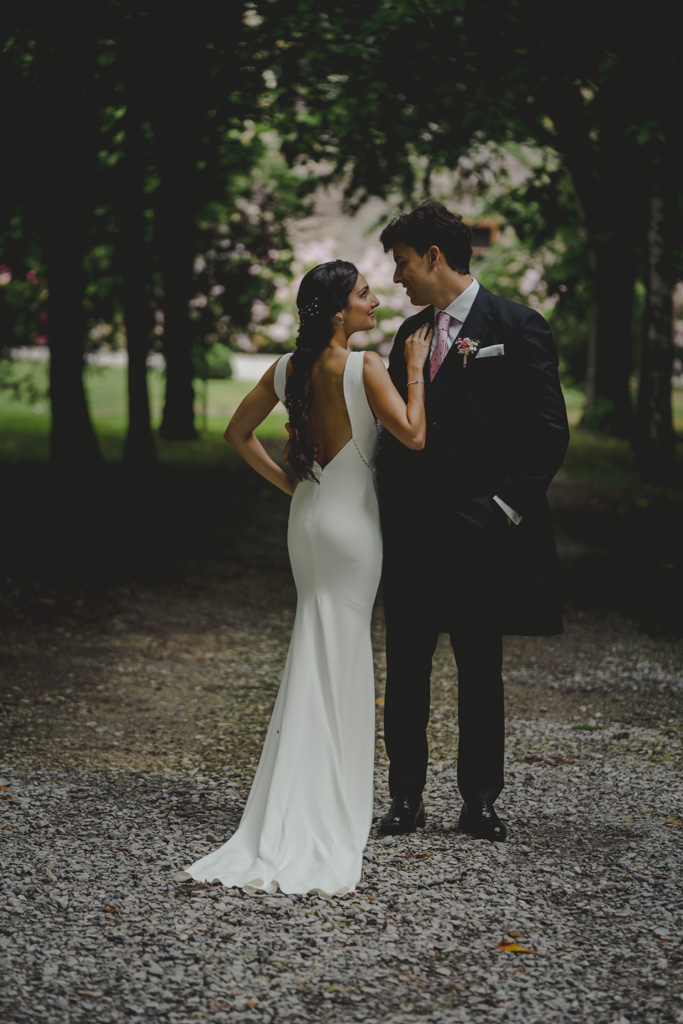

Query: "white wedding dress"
left=184, top=351, right=382, bottom=895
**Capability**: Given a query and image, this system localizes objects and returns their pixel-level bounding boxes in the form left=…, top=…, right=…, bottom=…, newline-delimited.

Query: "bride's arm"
left=224, top=360, right=296, bottom=496
left=363, top=326, right=431, bottom=450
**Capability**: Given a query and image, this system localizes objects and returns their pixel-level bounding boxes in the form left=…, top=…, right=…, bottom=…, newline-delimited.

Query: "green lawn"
left=0, top=362, right=288, bottom=466
left=562, top=385, right=683, bottom=502
left=1, top=363, right=682, bottom=503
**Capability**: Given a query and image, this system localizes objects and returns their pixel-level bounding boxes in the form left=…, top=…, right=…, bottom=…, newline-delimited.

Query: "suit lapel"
left=430, top=286, right=498, bottom=404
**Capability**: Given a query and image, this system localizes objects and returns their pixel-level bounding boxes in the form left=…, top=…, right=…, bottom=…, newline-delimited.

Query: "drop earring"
left=340, top=314, right=345, bottom=326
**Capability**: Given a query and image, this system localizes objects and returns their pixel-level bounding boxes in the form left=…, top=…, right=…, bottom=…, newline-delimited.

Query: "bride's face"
left=342, top=275, right=380, bottom=334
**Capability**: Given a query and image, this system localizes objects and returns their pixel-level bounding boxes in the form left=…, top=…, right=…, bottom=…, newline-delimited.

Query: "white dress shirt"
left=430, top=277, right=480, bottom=358
left=431, top=278, right=521, bottom=525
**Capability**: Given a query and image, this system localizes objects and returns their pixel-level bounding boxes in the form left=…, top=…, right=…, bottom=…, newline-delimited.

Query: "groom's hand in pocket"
left=456, top=494, right=511, bottom=535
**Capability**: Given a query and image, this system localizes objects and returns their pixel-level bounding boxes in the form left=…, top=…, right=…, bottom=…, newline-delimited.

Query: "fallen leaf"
left=498, top=940, right=535, bottom=954
left=375, top=696, right=385, bottom=707
left=0, top=786, right=9, bottom=791
left=508, top=931, right=523, bottom=938
left=664, top=819, right=682, bottom=826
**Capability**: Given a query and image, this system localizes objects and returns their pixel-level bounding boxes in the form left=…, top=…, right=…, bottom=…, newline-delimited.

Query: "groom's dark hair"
left=380, top=200, right=472, bottom=274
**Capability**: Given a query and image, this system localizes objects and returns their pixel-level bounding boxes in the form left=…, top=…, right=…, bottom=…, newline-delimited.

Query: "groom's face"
left=391, top=242, right=434, bottom=306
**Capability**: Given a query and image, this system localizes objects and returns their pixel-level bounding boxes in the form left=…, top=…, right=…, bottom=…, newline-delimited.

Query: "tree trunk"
left=635, top=189, right=675, bottom=482
left=47, top=250, right=103, bottom=471
left=41, top=42, right=102, bottom=472
left=157, top=213, right=198, bottom=442
left=550, top=84, right=639, bottom=437
left=581, top=232, right=637, bottom=435
left=155, top=33, right=199, bottom=442
left=120, top=76, right=156, bottom=469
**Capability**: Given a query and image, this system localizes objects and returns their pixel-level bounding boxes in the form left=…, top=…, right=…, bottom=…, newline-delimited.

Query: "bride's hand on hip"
left=404, top=324, right=432, bottom=375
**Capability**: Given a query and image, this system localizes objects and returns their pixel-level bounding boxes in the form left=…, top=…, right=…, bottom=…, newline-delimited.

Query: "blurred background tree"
left=261, top=0, right=682, bottom=479
left=1, top=0, right=681, bottom=483
left=1, top=2, right=314, bottom=472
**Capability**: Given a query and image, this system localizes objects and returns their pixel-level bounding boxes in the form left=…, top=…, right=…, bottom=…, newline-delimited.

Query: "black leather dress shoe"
left=378, top=794, right=426, bottom=835
left=458, top=801, right=507, bottom=842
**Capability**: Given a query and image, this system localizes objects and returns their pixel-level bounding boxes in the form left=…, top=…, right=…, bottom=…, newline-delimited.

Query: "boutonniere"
left=456, top=337, right=479, bottom=367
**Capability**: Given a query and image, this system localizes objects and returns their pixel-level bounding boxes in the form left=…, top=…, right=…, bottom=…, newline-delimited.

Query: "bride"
left=179, top=259, right=431, bottom=895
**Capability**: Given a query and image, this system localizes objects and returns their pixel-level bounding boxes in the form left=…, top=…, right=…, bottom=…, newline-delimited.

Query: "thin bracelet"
left=407, top=379, right=425, bottom=386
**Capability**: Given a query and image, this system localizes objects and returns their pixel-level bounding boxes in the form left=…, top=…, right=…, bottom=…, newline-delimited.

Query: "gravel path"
left=1, top=470, right=682, bottom=1024
left=0, top=746, right=680, bottom=1024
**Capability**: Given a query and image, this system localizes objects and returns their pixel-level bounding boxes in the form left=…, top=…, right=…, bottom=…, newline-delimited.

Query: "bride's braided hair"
left=285, top=260, right=359, bottom=481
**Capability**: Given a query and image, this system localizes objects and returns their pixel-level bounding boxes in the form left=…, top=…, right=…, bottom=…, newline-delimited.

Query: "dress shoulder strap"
left=342, top=352, right=375, bottom=426
left=273, top=352, right=293, bottom=405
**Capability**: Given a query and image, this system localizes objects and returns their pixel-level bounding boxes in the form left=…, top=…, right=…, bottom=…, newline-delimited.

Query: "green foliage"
left=262, top=0, right=682, bottom=453
left=465, top=146, right=594, bottom=385
left=0, top=268, right=49, bottom=350
left=190, top=128, right=312, bottom=352
left=0, top=9, right=319, bottom=362
left=581, top=396, right=618, bottom=434
left=0, top=354, right=48, bottom=406
left=193, top=342, right=233, bottom=381
left=3, top=2, right=681, bottom=465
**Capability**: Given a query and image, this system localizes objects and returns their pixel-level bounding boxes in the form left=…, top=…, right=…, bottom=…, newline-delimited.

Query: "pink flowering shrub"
left=0, top=266, right=49, bottom=349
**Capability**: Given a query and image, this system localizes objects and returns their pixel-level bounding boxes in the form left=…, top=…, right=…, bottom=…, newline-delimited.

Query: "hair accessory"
left=297, top=298, right=321, bottom=325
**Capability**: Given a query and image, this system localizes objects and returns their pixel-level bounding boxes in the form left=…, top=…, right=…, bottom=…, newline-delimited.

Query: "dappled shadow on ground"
left=0, top=454, right=291, bottom=609
left=1, top=447, right=682, bottom=779
left=1, top=440, right=682, bottom=636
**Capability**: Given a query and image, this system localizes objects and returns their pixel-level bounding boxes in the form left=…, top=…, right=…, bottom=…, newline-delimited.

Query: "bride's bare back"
left=288, top=347, right=352, bottom=469
left=222, top=268, right=429, bottom=497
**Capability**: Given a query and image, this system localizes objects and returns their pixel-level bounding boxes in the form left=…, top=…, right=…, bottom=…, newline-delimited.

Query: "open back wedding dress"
left=183, top=351, right=382, bottom=895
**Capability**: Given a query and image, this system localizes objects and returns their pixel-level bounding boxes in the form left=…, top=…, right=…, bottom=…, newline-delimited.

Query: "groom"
left=376, top=201, right=569, bottom=841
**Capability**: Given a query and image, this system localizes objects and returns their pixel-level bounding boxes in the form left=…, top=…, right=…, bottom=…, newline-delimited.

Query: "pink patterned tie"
left=429, top=310, right=451, bottom=380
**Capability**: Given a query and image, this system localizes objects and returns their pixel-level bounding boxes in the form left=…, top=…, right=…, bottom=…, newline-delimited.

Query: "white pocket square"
left=475, top=344, right=505, bottom=359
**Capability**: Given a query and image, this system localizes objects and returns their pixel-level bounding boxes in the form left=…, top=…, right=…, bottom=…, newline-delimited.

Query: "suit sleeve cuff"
left=493, top=495, right=522, bottom=525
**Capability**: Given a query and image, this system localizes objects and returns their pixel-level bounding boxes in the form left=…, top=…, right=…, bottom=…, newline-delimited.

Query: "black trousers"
left=382, top=496, right=508, bottom=805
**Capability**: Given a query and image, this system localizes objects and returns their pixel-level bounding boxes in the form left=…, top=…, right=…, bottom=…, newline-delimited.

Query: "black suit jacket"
left=377, top=285, right=570, bottom=636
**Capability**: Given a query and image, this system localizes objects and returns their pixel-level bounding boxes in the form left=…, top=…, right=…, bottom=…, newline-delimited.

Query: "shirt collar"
left=435, top=277, right=480, bottom=324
